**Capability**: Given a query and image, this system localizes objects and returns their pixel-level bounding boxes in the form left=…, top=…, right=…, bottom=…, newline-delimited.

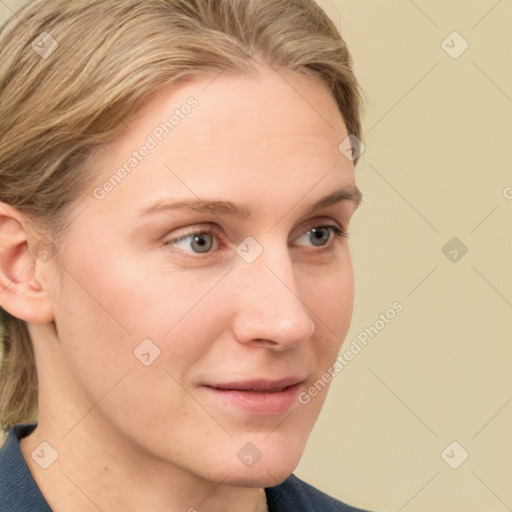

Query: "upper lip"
left=203, top=377, right=306, bottom=392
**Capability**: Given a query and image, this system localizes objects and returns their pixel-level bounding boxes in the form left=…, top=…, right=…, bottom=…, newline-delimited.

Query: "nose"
left=229, top=246, right=316, bottom=351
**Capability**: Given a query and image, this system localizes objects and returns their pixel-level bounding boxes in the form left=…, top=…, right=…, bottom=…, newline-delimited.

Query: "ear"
left=0, top=203, right=55, bottom=323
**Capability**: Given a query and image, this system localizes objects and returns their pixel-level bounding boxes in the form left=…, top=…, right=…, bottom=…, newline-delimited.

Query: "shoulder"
left=265, top=473, right=371, bottom=512
left=0, top=422, right=52, bottom=512
left=0, top=422, right=37, bottom=476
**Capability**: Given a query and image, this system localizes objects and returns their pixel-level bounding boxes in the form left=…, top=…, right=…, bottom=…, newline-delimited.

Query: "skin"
left=0, top=66, right=360, bottom=512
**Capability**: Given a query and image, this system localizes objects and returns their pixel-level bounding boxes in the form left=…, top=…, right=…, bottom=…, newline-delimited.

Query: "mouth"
left=201, top=377, right=306, bottom=415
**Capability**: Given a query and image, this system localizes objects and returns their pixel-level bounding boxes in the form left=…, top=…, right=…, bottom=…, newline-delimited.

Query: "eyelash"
left=163, top=223, right=348, bottom=257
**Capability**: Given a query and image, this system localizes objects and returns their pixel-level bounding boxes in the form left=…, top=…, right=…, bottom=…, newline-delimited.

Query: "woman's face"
left=40, top=66, right=360, bottom=486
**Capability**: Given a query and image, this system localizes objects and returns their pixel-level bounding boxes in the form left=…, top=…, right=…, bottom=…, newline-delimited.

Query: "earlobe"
left=0, top=203, right=55, bottom=324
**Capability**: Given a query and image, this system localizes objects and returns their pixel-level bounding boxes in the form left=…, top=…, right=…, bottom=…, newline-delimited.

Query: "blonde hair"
left=0, top=0, right=363, bottom=429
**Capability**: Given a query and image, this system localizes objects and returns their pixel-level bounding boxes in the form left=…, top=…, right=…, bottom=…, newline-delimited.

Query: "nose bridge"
left=230, top=241, right=316, bottom=348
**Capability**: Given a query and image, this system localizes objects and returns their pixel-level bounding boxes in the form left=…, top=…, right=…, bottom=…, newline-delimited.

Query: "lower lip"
left=201, top=384, right=301, bottom=415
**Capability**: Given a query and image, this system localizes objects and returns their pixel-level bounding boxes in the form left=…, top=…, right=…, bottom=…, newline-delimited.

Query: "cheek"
left=52, top=249, right=230, bottom=400
left=304, top=256, right=354, bottom=356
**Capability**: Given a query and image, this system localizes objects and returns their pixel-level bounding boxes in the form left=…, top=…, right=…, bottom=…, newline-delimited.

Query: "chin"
left=222, top=458, right=301, bottom=488
left=213, top=433, right=307, bottom=488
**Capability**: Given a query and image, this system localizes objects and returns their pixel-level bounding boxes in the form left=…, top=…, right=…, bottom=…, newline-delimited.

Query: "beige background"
left=1, top=1, right=511, bottom=511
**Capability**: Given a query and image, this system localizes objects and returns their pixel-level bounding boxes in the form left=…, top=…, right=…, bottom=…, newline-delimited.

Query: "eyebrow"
left=138, top=185, right=362, bottom=219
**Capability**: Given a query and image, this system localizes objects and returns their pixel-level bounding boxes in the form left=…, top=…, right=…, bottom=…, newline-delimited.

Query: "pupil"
left=193, top=234, right=212, bottom=253
left=311, top=227, right=329, bottom=246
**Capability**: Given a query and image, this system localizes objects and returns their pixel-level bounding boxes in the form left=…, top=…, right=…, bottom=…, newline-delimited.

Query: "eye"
left=164, top=223, right=348, bottom=256
left=165, top=226, right=221, bottom=254
left=294, top=224, right=348, bottom=248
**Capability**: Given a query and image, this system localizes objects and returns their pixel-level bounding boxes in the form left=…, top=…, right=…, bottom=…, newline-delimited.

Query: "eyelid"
left=165, top=223, right=222, bottom=244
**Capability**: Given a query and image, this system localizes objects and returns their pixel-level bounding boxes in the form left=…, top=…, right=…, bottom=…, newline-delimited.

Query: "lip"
left=201, top=377, right=306, bottom=415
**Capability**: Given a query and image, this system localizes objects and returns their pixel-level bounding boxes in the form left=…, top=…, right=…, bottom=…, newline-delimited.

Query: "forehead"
left=82, top=67, right=355, bottom=223
left=96, top=66, right=349, bottom=166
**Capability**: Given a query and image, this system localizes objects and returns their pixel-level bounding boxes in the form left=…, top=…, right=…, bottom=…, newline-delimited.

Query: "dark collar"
left=0, top=422, right=53, bottom=511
